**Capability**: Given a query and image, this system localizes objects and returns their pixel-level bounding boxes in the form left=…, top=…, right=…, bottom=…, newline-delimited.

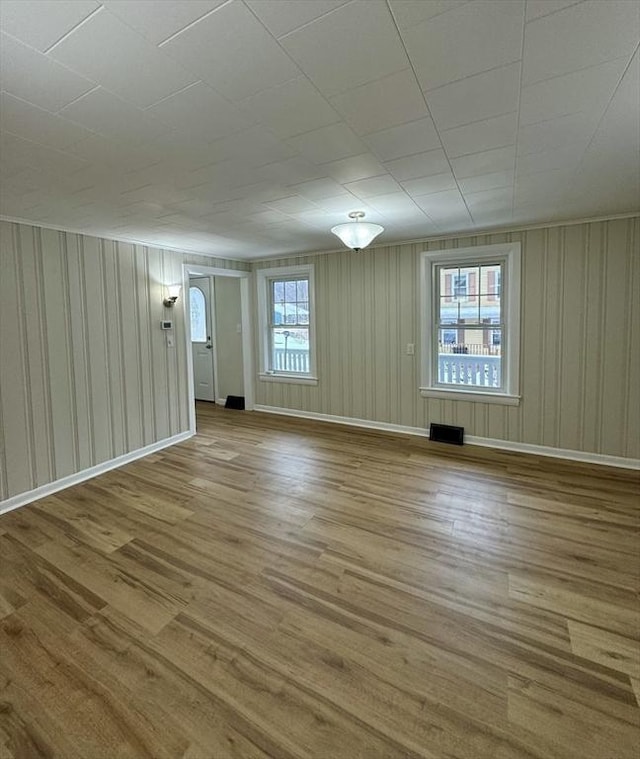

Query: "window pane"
left=439, top=297, right=459, bottom=324
left=437, top=328, right=501, bottom=388
left=189, top=286, right=207, bottom=342
left=271, top=327, right=310, bottom=373
left=273, top=281, right=284, bottom=303
left=296, top=280, right=308, bottom=300
left=284, top=281, right=297, bottom=301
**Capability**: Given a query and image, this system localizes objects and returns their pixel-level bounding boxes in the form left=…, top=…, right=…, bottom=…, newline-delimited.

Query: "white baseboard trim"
left=253, top=405, right=640, bottom=471
left=0, top=430, right=194, bottom=516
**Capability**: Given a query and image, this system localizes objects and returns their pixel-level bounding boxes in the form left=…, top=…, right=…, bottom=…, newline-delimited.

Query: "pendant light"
left=331, top=211, right=384, bottom=251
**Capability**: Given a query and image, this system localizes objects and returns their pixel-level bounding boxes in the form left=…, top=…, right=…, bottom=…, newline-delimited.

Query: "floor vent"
left=429, top=423, right=464, bottom=445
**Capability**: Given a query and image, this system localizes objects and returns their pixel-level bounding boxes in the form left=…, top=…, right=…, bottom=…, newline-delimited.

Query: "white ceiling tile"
left=0, top=32, right=95, bottom=112
left=344, top=175, right=403, bottom=198
left=0, top=91, right=94, bottom=149
left=245, top=0, right=350, bottom=38
left=280, top=0, right=409, bottom=97
left=389, top=0, right=468, bottom=30
left=465, top=186, right=513, bottom=211
left=289, top=123, right=367, bottom=165
left=160, top=0, right=300, bottom=102
left=402, top=0, right=525, bottom=91
left=257, top=157, right=325, bottom=185
left=286, top=177, right=350, bottom=201
left=313, top=194, right=362, bottom=213
left=361, top=191, right=423, bottom=216
left=515, top=144, right=585, bottom=175
left=384, top=149, right=451, bottom=181
left=0, top=0, right=99, bottom=51
left=329, top=68, right=429, bottom=136
left=525, top=1, right=583, bottom=22
left=101, top=0, right=225, bottom=45
left=514, top=168, right=574, bottom=205
left=450, top=146, right=516, bottom=178
left=441, top=113, right=518, bottom=158
left=413, top=188, right=473, bottom=226
left=49, top=8, right=198, bottom=108
left=426, top=63, right=521, bottom=131
left=517, top=110, right=601, bottom=155
left=321, top=153, right=388, bottom=183
left=458, top=170, right=514, bottom=194
left=522, top=0, right=640, bottom=85
left=519, top=57, right=628, bottom=126
left=401, top=172, right=457, bottom=196
left=207, top=126, right=297, bottom=168
left=58, top=87, right=168, bottom=143
left=0, top=132, right=87, bottom=175
left=364, top=118, right=441, bottom=162
left=60, top=134, right=162, bottom=170
left=264, top=196, right=320, bottom=215
left=238, top=77, right=340, bottom=139
left=146, top=82, right=250, bottom=142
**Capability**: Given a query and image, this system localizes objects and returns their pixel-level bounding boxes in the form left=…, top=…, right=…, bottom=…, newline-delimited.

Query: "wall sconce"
left=163, top=284, right=181, bottom=307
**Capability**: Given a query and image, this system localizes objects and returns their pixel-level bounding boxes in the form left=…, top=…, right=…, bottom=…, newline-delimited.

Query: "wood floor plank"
left=0, top=402, right=638, bottom=758
left=568, top=620, right=640, bottom=679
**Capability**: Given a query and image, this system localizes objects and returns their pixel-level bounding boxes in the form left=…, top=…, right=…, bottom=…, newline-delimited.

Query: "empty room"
left=0, top=1, right=639, bottom=757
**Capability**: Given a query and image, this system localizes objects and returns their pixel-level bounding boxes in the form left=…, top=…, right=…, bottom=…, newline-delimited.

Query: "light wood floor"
left=1, top=403, right=639, bottom=759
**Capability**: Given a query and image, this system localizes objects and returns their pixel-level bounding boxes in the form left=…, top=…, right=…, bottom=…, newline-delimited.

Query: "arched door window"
left=190, top=286, right=207, bottom=342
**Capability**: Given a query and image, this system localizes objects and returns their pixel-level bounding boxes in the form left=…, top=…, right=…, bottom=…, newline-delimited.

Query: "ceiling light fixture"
left=331, top=211, right=384, bottom=251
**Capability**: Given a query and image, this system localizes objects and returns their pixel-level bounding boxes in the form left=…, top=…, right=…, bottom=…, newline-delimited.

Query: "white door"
left=190, top=278, right=216, bottom=402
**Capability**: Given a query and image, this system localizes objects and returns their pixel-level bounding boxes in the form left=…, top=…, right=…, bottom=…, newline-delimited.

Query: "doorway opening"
left=182, top=263, right=253, bottom=434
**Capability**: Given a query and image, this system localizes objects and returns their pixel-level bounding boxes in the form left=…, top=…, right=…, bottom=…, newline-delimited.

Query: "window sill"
left=259, top=372, right=318, bottom=386
left=420, top=387, right=520, bottom=405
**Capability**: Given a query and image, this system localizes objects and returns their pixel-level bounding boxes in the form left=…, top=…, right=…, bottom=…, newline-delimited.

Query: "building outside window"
left=420, top=243, right=521, bottom=404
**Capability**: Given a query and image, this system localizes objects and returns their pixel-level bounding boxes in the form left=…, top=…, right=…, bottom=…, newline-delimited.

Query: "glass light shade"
left=167, top=284, right=181, bottom=299
left=331, top=221, right=384, bottom=250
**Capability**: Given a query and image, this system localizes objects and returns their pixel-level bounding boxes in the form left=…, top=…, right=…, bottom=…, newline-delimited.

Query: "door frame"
left=182, top=263, right=254, bottom=434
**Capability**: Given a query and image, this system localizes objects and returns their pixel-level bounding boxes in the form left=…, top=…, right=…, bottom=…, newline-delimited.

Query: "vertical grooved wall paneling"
left=252, top=217, right=640, bottom=460
left=0, top=221, right=247, bottom=502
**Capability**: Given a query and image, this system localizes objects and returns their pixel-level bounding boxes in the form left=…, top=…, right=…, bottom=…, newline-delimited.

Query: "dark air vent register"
left=429, top=423, right=464, bottom=445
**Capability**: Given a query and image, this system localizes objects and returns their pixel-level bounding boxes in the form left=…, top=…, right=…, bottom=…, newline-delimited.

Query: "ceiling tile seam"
left=42, top=4, right=105, bottom=55
left=141, top=80, right=204, bottom=111
left=421, top=59, right=522, bottom=96
left=519, top=53, right=634, bottom=92
left=388, top=0, right=472, bottom=29
left=569, top=42, right=640, bottom=184
left=0, top=128, right=91, bottom=163
left=273, top=0, right=357, bottom=41
left=383, top=0, right=472, bottom=227
left=156, top=0, right=235, bottom=48
left=524, top=0, right=586, bottom=25
left=511, top=11, right=528, bottom=219
left=436, top=109, right=519, bottom=136
left=53, top=84, right=102, bottom=116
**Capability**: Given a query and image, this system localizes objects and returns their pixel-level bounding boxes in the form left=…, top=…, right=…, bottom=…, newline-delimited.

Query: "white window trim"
left=419, top=243, right=521, bottom=405
left=256, top=264, right=318, bottom=386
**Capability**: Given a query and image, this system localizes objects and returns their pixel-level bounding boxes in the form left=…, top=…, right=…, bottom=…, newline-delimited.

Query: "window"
left=189, top=286, right=207, bottom=342
left=420, top=243, right=521, bottom=404
left=257, top=264, right=317, bottom=384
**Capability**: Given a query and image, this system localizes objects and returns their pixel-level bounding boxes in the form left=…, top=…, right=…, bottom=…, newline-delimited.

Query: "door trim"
left=182, top=264, right=254, bottom=435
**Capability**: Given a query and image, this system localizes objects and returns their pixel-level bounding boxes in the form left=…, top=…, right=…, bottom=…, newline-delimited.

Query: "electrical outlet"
left=406, top=343, right=415, bottom=355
